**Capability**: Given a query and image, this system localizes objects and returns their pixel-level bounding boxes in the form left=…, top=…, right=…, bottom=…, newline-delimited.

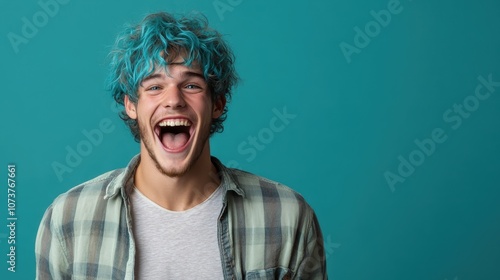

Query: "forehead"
left=162, top=49, right=202, bottom=69
left=140, top=59, right=204, bottom=84
left=165, top=52, right=202, bottom=72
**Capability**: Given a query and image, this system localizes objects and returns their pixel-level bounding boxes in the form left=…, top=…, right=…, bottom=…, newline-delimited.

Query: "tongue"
left=161, top=132, right=189, bottom=150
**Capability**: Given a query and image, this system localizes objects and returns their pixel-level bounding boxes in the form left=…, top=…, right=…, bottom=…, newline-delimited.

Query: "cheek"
left=136, top=102, right=157, bottom=119
left=190, top=98, right=212, bottom=115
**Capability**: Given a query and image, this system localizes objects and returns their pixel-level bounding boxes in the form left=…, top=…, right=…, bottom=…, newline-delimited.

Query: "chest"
left=130, top=188, right=224, bottom=279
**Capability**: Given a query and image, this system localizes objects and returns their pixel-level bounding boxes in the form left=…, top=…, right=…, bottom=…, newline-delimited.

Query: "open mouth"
left=155, top=118, right=193, bottom=151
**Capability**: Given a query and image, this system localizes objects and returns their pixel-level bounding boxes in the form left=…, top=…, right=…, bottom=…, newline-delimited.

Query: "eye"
left=147, top=85, right=161, bottom=91
left=185, top=84, right=201, bottom=89
left=183, top=83, right=205, bottom=93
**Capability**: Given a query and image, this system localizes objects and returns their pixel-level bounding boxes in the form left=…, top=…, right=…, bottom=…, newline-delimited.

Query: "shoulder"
left=36, top=168, right=130, bottom=273
left=47, top=168, right=125, bottom=221
left=232, top=169, right=307, bottom=201
left=227, top=168, right=315, bottom=222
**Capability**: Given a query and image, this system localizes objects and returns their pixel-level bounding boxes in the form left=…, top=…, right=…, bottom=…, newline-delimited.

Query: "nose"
left=161, top=85, right=186, bottom=109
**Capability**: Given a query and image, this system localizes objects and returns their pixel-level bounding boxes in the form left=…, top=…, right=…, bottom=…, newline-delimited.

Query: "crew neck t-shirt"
left=130, top=186, right=224, bottom=279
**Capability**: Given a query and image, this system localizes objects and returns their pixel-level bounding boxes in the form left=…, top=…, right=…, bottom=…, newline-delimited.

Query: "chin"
left=139, top=118, right=210, bottom=178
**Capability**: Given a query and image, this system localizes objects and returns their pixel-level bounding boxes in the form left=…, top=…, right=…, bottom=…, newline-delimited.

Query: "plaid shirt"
left=36, top=155, right=327, bottom=279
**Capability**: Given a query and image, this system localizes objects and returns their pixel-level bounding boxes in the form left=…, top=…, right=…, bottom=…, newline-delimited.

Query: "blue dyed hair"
left=107, top=12, right=238, bottom=142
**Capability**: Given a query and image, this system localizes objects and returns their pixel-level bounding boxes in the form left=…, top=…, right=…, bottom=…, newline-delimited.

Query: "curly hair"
left=107, top=12, right=238, bottom=142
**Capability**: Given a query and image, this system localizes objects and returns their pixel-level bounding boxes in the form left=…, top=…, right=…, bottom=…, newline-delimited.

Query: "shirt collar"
left=103, top=154, right=245, bottom=200
left=211, top=156, right=246, bottom=198
left=104, top=154, right=140, bottom=200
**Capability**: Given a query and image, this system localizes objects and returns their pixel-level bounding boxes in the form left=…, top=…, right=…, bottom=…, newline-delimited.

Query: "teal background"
left=1, top=0, right=500, bottom=279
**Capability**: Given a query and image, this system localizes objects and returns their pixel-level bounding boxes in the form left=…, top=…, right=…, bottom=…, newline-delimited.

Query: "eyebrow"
left=140, top=68, right=205, bottom=85
left=181, top=70, right=205, bottom=80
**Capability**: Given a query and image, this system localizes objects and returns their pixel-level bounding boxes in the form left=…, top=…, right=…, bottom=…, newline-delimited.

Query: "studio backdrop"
left=1, top=0, right=500, bottom=279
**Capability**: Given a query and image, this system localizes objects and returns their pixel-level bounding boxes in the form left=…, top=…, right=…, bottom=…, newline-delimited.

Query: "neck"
left=134, top=144, right=221, bottom=211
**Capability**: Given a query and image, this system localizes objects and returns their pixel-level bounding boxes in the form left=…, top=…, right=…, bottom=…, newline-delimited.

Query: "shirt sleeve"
left=35, top=204, right=70, bottom=280
left=294, top=210, right=328, bottom=279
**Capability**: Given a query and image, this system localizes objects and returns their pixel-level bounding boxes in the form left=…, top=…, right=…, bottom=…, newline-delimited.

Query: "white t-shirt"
left=130, top=186, right=224, bottom=279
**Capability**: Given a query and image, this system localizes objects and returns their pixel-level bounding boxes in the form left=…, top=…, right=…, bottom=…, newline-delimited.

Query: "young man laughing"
left=35, top=12, right=327, bottom=279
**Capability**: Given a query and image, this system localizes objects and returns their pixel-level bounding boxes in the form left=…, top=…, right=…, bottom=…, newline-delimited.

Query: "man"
left=36, top=12, right=327, bottom=279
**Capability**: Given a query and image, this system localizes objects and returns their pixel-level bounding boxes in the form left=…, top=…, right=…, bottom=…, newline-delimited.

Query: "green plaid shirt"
left=35, top=155, right=327, bottom=279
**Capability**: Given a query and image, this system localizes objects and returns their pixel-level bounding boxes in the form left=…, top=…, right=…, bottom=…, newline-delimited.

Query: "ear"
left=212, top=95, right=226, bottom=119
left=124, top=95, right=137, bottom=119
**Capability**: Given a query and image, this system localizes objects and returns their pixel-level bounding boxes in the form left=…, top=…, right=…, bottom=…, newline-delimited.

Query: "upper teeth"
left=158, top=119, right=191, bottom=127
